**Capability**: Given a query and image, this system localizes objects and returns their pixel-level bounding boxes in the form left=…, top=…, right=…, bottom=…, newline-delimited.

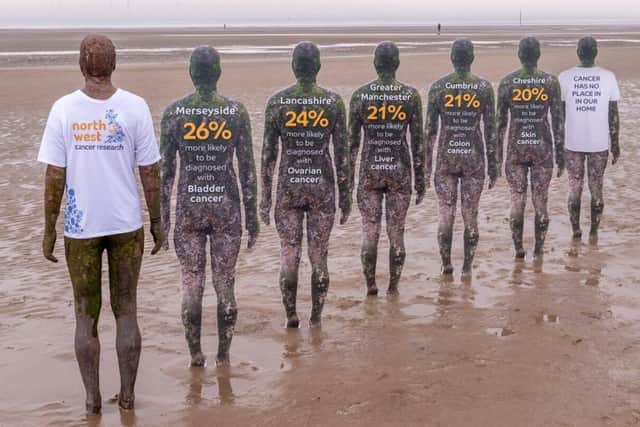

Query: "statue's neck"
left=82, top=76, right=116, bottom=100
left=297, top=78, right=317, bottom=92
left=195, top=86, right=217, bottom=101
left=453, top=66, right=471, bottom=79
left=377, top=72, right=396, bottom=84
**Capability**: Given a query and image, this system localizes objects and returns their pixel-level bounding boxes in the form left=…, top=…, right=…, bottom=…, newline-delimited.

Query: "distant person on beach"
left=559, top=36, right=620, bottom=243
left=260, top=41, right=351, bottom=328
left=437, top=23, right=441, bottom=35
left=160, top=46, right=258, bottom=367
left=38, top=34, right=164, bottom=414
left=348, top=41, right=425, bottom=296
left=426, top=39, right=497, bottom=278
left=497, top=36, right=564, bottom=261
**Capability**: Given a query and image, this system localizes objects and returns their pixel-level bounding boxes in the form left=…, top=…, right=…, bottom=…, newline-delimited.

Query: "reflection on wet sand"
left=283, top=329, right=302, bottom=360
left=118, top=410, right=138, bottom=427
left=511, top=260, right=525, bottom=283
left=363, top=294, right=380, bottom=317
left=173, top=362, right=239, bottom=408
left=215, top=367, right=235, bottom=406
left=77, top=405, right=137, bottom=427
left=279, top=326, right=328, bottom=368
left=584, top=268, right=602, bottom=287
left=532, top=257, right=544, bottom=274
left=540, top=313, right=560, bottom=323
left=437, top=282, right=456, bottom=308
left=185, top=368, right=206, bottom=406
left=309, top=327, right=325, bottom=352
left=564, top=238, right=608, bottom=289
left=486, top=327, right=515, bottom=337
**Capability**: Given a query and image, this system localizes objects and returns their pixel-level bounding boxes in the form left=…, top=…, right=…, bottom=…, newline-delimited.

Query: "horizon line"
left=1, top=20, right=640, bottom=31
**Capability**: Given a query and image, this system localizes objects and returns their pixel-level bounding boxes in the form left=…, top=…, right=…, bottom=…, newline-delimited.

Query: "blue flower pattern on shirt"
left=64, top=186, right=84, bottom=234
left=105, top=109, right=125, bottom=144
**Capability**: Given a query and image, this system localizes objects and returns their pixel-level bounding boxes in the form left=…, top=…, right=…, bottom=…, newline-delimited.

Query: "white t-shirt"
left=38, top=89, right=161, bottom=238
left=559, top=66, right=620, bottom=152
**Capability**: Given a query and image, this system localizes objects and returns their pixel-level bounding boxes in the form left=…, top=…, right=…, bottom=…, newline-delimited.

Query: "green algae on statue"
left=38, top=34, right=164, bottom=415
left=348, top=41, right=425, bottom=296
left=497, top=36, right=564, bottom=261
left=160, top=46, right=258, bottom=367
left=426, top=38, right=497, bottom=279
left=260, top=41, right=351, bottom=328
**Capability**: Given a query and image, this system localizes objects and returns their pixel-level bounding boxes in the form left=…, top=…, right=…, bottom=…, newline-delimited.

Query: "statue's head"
left=292, top=41, right=321, bottom=81
left=79, top=34, right=116, bottom=78
left=518, top=36, right=541, bottom=68
left=577, top=36, right=598, bottom=65
left=189, top=46, right=221, bottom=91
left=451, top=38, right=474, bottom=71
left=374, top=41, right=400, bottom=78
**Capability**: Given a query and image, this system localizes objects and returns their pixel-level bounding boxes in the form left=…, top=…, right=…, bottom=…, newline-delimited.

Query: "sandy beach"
left=1, top=25, right=640, bottom=426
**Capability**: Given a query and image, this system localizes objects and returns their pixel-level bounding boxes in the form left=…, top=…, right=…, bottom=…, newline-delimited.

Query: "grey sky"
left=2, top=0, right=639, bottom=27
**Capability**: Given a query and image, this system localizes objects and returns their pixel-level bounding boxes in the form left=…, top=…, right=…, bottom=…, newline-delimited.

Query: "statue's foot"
left=441, top=264, right=454, bottom=275
left=461, top=262, right=472, bottom=278
left=190, top=351, right=206, bottom=367
left=215, top=353, right=230, bottom=367
left=533, top=249, right=543, bottom=262
left=117, top=393, right=134, bottom=411
left=286, top=313, right=300, bottom=329
left=309, top=315, right=322, bottom=329
left=85, top=395, right=101, bottom=416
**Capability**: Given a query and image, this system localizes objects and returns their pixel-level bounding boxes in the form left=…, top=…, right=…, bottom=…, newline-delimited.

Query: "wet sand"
left=1, top=26, right=640, bottom=426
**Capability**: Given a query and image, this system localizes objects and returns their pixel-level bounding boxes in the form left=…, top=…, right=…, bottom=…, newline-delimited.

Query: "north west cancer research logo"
left=105, top=109, right=125, bottom=143
left=71, top=109, right=125, bottom=146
